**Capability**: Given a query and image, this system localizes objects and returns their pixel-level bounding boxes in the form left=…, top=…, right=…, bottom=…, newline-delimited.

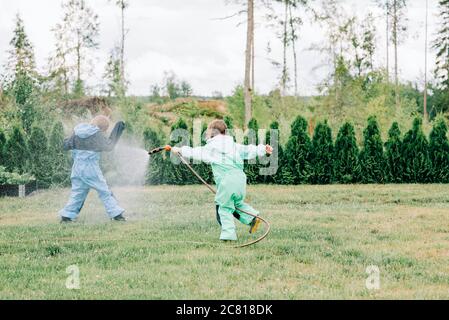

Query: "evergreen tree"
left=4, top=14, right=38, bottom=133
left=49, top=121, right=71, bottom=186
left=4, top=126, right=29, bottom=174
left=244, top=118, right=260, bottom=184
left=310, top=121, right=334, bottom=184
left=283, top=116, right=312, bottom=184
left=385, top=122, right=403, bottom=183
left=432, top=0, right=449, bottom=114
left=0, top=129, right=6, bottom=167
left=55, top=0, right=100, bottom=97
left=433, top=0, right=449, bottom=90
left=223, top=115, right=234, bottom=130
left=359, top=116, right=386, bottom=183
left=144, top=127, right=166, bottom=185
left=402, top=117, right=431, bottom=183
left=28, top=126, right=52, bottom=188
left=103, top=48, right=125, bottom=97
left=428, top=118, right=449, bottom=183
left=263, top=121, right=284, bottom=184
left=167, top=118, right=193, bottom=184
left=334, top=122, right=360, bottom=184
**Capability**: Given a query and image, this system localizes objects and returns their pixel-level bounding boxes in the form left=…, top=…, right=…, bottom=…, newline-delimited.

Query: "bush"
left=402, top=118, right=431, bottom=183
left=359, top=116, right=386, bottom=183
left=429, top=119, right=449, bottom=183
left=244, top=118, right=260, bottom=184
left=0, top=129, right=6, bottom=167
left=385, top=122, right=403, bottom=183
left=28, top=126, right=52, bottom=188
left=144, top=127, right=167, bottom=185
left=0, top=166, right=35, bottom=185
left=310, top=121, right=334, bottom=184
left=283, top=116, right=312, bottom=184
left=334, top=122, right=360, bottom=183
left=49, top=121, right=71, bottom=186
left=4, top=126, right=29, bottom=174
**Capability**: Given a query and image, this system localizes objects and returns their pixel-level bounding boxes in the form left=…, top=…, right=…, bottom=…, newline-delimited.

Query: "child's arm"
left=172, top=145, right=214, bottom=163
left=236, top=144, right=272, bottom=160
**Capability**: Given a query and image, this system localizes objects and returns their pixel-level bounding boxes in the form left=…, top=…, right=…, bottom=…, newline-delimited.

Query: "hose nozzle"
left=148, top=145, right=172, bottom=155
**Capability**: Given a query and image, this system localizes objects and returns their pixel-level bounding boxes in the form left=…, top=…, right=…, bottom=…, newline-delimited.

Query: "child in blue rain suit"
left=59, top=115, right=126, bottom=222
left=171, top=119, right=273, bottom=241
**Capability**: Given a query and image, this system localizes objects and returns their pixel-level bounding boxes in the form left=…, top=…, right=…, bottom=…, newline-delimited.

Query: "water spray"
left=148, top=145, right=271, bottom=248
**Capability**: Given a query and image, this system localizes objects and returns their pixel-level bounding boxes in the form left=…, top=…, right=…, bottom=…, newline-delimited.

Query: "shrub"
left=359, top=116, right=385, bottom=183
left=4, top=126, right=29, bottom=174
left=28, top=126, right=52, bottom=188
left=310, top=121, right=334, bottom=184
left=49, top=121, right=71, bottom=186
left=402, top=118, right=431, bottom=183
left=334, top=122, right=360, bottom=183
left=428, top=118, right=449, bottom=183
left=385, top=122, right=403, bottom=183
left=283, top=116, right=312, bottom=184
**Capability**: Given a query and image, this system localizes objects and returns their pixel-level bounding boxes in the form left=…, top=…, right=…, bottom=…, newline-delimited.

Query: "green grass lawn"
left=1, top=184, right=449, bottom=299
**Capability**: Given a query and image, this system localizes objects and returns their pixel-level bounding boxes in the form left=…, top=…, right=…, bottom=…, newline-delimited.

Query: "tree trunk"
left=120, top=2, right=126, bottom=95
left=252, top=31, right=255, bottom=92
left=423, top=0, right=428, bottom=121
left=289, top=4, right=298, bottom=97
left=76, top=33, right=81, bottom=83
left=386, top=0, right=390, bottom=82
left=244, top=0, right=254, bottom=129
left=393, top=0, right=399, bottom=107
left=281, top=0, right=288, bottom=94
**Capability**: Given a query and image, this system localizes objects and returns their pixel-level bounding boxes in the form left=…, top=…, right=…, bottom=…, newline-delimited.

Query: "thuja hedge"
left=145, top=116, right=449, bottom=185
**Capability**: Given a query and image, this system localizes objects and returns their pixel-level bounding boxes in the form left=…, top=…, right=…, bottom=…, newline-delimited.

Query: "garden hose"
left=148, top=145, right=271, bottom=248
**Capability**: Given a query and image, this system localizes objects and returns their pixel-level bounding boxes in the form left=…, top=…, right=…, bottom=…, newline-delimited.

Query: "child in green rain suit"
left=171, top=120, right=273, bottom=241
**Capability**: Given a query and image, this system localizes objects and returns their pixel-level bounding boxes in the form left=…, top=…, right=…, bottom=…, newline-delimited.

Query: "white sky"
left=0, top=0, right=441, bottom=96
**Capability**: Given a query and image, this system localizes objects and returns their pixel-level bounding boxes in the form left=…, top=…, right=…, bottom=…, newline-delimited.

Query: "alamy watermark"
left=169, top=119, right=279, bottom=176
left=365, top=265, right=380, bottom=290
left=66, top=264, right=80, bottom=290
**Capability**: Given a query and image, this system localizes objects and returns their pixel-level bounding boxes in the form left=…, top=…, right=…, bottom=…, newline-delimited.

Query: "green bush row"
left=144, top=115, right=449, bottom=185
left=0, top=122, right=71, bottom=187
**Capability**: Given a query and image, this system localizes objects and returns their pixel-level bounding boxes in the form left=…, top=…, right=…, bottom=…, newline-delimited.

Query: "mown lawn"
left=1, top=184, right=449, bottom=299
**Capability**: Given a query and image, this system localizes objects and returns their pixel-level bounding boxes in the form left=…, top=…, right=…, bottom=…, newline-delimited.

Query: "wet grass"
left=1, top=184, right=449, bottom=299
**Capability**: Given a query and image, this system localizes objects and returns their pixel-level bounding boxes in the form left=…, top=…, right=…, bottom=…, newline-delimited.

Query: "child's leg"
left=233, top=177, right=259, bottom=225
left=59, top=177, right=90, bottom=219
left=234, top=199, right=259, bottom=225
left=217, top=205, right=238, bottom=240
left=86, top=168, right=124, bottom=219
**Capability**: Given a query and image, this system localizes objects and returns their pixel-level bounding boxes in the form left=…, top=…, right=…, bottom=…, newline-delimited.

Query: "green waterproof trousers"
left=215, top=170, right=259, bottom=240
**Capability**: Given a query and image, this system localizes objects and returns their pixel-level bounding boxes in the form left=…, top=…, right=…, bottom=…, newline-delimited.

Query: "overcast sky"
left=0, top=0, right=440, bottom=96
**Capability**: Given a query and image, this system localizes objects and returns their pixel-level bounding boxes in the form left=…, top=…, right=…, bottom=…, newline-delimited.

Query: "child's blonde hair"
left=91, top=115, right=110, bottom=132
left=207, top=119, right=227, bottom=139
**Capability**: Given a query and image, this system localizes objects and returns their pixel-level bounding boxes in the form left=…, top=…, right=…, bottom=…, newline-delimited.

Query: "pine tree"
left=4, top=126, right=29, bottom=174
left=283, top=116, right=312, bottom=184
left=334, top=122, right=360, bottom=184
left=244, top=118, right=260, bottom=184
left=263, top=121, right=284, bottom=184
left=402, top=118, right=431, bottom=183
left=223, top=116, right=234, bottom=130
left=310, top=121, right=334, bottom=184
left=428, top=118, right=449, bottom=183
left=103, top=48, right=125, bottom=97
left=56, top=0, right=100, bottom=97
left=28, top=126, right=52, bottom=188
left=49, top=121, right=71, bottom=186
left=144, top=127, right=166, bottom=185
left=4, top=14, right=38, bottom=133
left=359, top=116, right=386, bottom=183
left=433, top=0, right=449, bottom=90
left=385, top=122, right=403, bottom=183
left=167, top=118, right=193, bottom=184
left=0, top=129, right=7, bottom=168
